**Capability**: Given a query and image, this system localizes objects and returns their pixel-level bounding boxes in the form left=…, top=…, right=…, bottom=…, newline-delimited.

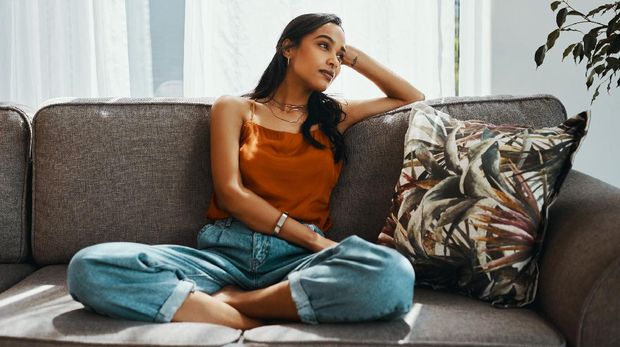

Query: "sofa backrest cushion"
left=0, top=104, right=33, bottom=263
left=32, top=98, right=215, bottom=265
left=32, top=95, right=566, bottom=264
left=327, top=94, right=567, bottom=242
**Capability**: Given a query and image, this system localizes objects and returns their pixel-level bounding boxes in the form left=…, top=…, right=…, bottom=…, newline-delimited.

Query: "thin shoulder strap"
left=250, top=100, right=255, bottom=121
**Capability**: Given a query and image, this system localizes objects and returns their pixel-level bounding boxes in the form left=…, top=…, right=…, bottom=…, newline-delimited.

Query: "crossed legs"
left=68, top=237, right=414, bottom=329
left=171, top=280, right=299, bottom=329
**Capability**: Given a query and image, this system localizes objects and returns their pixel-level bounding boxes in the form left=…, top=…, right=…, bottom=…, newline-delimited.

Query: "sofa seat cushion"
left=0, top=265, right=241, bottom=346
left=243, top=288, right=565, bottom=347
left=0, top=263, right=37, bottom=292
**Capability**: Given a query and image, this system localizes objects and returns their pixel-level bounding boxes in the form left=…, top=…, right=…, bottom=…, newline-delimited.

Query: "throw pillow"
left=380, top=102, right=589, bottom=307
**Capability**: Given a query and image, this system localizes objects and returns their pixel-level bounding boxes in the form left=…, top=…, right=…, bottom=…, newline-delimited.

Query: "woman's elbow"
left=412, top=92, right=425, bottom=102
left=400, top=92, right=425, bottom=107
left=214, top=185, right=243, bottom=213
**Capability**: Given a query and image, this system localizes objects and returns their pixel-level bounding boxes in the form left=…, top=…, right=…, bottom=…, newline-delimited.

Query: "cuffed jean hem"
left=154, top=279, right=196, bottom=323
left=288, top=271, right=318, bottom=325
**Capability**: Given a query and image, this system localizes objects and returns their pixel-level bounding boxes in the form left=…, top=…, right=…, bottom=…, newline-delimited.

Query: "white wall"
left=487, top=0, right=619, bottom=188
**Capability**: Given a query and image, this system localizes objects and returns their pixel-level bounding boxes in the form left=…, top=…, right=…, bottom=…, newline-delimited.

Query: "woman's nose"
left=327, top=56, right=338, bottom=69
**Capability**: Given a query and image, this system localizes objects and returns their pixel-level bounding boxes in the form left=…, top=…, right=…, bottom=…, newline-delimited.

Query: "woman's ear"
left=281, top=38, right=295, bottom=59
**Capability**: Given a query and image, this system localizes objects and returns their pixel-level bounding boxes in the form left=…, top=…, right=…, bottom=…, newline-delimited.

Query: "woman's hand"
left=341, top=45, right=361, bottom=68
left=309, top=235, right=339, bottom=253
left=377, top=231, right=396, bottom=249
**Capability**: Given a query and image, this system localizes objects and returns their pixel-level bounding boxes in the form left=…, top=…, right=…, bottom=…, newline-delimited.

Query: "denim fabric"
left=67, top=216, right=415, bottom=324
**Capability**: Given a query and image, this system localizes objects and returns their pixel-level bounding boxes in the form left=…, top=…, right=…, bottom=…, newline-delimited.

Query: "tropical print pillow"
left=380, top=102, right=589, bottom=307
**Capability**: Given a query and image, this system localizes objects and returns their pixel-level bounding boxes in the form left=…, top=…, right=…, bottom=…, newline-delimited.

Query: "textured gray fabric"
left=38, top=96, right=218, bottom=108
left=328, top=94, right=567, bottom=242
left=32, top=95, right=567, bottom=264
left=243, top=288, right=565, bottom=347
left=537, top=170, right=620, bottom=347
left=0, top=265, right=242, bottom=346
left=0, top=263, right=37, bottom=292
left=0, top=104, right=33, bottom=263
left=32, top=101, right=214, bottom=265
left=579, top=258, right=620, bottom=347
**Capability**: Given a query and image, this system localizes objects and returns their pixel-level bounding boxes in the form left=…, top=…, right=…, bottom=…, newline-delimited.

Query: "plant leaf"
left=572, top=43, right=583, bottom=63
left=591, top=84, right=601, bottom=104
left=556, top=8, right=568, bottom=28
left=583, top=30, right=598, bottom=59
left=535, top=45, right=547, bottom=68
left=436, top=198, right=479, bottom=228
left=460, top=139, right=499, bottom=198
left=609, top=34, right=620, bottom=54
left=415, top=145, right=450, bottom=179
left=586, top=69, right=595, bottom=89
left=587, top=4, right=611, bottom=18
left=546, top=29, right=561, bottom=50
left=444, top=124, right=463, bottom=175
left=409, top=176, right=463, bottom=237
left=480, top=249, right=533, bottom=272
left=550, top=1, right=561, bottom=11
left=562, top=43, right=577, bottom=61
left=606, top=56, right=620, bottom=66
left=587, top=54, right=605, bottom=69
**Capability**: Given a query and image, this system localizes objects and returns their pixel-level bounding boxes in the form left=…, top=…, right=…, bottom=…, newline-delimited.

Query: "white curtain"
left=0, top=0, right=152, bottom=109
left=184, top=0, right=456, bottom=100
left=458, top=0, right=492, bottom=97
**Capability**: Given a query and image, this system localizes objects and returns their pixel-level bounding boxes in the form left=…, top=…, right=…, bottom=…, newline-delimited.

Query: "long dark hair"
left=241, top=13, right=347, bottom=164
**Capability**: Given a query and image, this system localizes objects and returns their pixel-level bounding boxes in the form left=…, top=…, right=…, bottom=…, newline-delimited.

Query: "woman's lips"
left=320, top=71, right=333, bottom=81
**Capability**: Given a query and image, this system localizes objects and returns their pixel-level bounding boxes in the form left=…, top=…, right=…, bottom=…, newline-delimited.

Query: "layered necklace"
left=265, top=98, right=307, bottom=124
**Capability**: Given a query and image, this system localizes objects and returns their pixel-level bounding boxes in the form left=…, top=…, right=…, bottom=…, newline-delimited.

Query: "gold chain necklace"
left=265, top=101, right=306, bottom=124
left=270, top=98, right=307, bottom=112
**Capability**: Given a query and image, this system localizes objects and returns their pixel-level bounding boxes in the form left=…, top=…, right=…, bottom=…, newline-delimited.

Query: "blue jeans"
left=67, top=216, right=415, bottom=324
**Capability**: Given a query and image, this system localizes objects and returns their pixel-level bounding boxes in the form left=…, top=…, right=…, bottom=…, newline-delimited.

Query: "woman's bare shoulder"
left=212, top=95, right=253, bottom=123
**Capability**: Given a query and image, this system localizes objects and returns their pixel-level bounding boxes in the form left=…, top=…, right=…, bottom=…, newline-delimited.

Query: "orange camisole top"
left=205, top=100, right=344, bottom=232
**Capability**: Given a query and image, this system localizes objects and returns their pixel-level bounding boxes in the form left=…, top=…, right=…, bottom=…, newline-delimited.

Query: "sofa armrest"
left=536, top=169, right=620, bottom=347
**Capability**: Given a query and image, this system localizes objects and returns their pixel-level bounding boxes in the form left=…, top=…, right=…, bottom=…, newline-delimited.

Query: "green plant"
left=535, top=1, right=620, bottom=104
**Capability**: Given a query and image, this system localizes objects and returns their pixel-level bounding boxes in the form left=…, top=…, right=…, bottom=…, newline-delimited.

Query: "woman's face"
left=286, top=23, right=346, bottom=92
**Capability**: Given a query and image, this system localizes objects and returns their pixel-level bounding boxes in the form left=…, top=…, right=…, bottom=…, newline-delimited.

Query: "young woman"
left=67, top=13, right=425, bottom=329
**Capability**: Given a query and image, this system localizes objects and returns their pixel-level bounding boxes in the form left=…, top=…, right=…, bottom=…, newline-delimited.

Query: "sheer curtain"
left=458, top=0, right=492, bottom=97
left=1, top=1, right=459, bottom=107
left=0, top=0, right=152, bottom=109
left=184, top=0, right=456, bottom=99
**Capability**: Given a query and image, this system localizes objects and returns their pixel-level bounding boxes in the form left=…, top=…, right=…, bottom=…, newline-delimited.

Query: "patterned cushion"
left=380, top=102, right=589, bottom=307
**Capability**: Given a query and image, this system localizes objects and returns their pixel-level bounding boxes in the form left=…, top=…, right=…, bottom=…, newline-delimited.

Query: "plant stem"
left=560, top=0, right=609, bottom=26
left=562, top=20, right=607, bottom=29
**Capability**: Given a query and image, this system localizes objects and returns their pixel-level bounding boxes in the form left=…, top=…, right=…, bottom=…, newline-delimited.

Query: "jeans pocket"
left=197, top=224, right=213, bottom=237
left=197, top=224, right=223, bottom=249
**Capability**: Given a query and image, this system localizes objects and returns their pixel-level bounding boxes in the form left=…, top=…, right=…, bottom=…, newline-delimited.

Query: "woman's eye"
left=319, top=43, right=328, bottom=49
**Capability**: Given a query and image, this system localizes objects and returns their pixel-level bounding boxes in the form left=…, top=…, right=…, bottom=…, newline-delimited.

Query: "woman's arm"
left=335, top=45, right=425, bottom=134
left=210, top=95, right=337, bottom=252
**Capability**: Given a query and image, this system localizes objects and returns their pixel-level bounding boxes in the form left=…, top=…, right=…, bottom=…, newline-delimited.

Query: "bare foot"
left=172, top=291, right=264, bottom=329
left=211, top=281, right=300, bottom=322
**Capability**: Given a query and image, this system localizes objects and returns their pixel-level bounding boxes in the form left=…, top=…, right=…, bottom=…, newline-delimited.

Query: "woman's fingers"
left=377, top=232, right=395, bottom=248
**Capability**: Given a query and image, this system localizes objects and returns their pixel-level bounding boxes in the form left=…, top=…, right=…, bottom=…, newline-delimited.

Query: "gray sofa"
left=0, top=94, right=618, bottom=347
